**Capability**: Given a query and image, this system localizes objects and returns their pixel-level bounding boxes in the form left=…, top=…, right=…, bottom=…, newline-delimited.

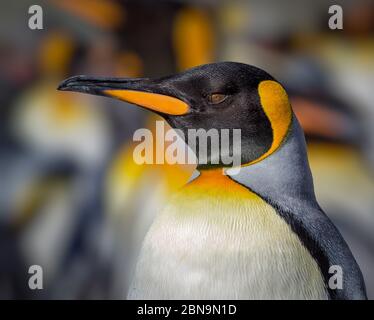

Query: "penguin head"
left=58, top=62, right=292, bottom=168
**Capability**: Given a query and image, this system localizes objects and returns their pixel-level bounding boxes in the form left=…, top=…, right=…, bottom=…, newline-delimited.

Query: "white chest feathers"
left=128, top=171, right=328, bottom=300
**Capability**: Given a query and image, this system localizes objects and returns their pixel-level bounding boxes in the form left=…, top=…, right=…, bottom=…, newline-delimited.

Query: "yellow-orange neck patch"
left=187, top=168, right=259, bottom=200
left=244, top=80, right=292, bottom=166
left=104, top=89, right=189, bottom=115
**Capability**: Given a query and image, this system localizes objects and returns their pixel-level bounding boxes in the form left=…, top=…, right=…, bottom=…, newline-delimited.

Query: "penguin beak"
left=57, top=75, right=189, bottom=116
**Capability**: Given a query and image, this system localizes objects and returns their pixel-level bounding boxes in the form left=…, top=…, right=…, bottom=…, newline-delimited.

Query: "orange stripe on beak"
left=104, top=89, right=189, bottom=115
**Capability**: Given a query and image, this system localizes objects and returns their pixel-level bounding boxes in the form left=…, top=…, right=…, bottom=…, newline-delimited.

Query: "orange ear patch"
left=245, top=80, right=292, bottom=166
left=104, top=89, right=189, bottom=115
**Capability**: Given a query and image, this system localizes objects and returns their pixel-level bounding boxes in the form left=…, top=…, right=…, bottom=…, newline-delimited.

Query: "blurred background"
left=0, top=0, right=373, bottom=299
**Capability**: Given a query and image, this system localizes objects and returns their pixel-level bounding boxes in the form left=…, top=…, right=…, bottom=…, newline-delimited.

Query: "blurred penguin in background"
left=7, top=31, right=113, bottom=298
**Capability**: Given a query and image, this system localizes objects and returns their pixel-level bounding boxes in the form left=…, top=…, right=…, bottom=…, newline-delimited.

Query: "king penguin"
left=58, top=62, right=367, bottom=300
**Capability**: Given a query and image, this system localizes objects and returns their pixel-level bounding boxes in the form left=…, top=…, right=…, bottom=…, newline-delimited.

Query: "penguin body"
left=59, top=62, right=367, bottom=299
left=228, top=117, right=366, bottom=300
left=127, top=116, right=363, bottom=300
left=127, top=166, right=327, bottom=299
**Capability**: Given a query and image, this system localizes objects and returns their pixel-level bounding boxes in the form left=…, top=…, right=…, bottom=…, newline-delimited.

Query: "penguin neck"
left=193, top=115, right=317, bottom=206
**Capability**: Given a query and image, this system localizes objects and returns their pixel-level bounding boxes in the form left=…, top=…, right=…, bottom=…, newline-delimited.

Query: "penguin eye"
left=208, top=93, right=228, bottom=104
